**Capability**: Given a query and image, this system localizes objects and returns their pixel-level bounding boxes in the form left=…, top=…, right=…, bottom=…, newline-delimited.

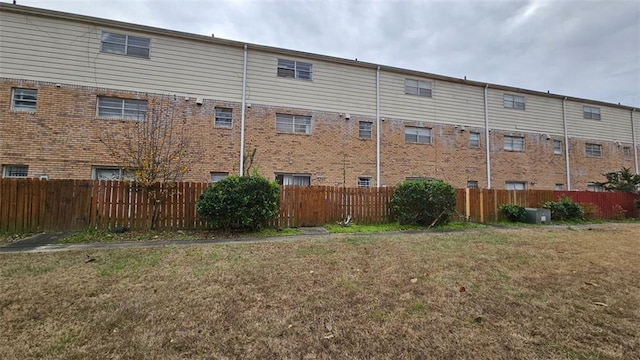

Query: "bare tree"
left=100, top=95, right=201, bottom=229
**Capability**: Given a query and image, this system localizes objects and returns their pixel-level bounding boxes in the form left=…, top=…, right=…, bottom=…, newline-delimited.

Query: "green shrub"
left=196, top=175, right=280, bottom=231
left=499, top=204, right=527, bottom=222
left=542, top=197, right=584, bottom=221
left=389, top=179, right=456, bottom=226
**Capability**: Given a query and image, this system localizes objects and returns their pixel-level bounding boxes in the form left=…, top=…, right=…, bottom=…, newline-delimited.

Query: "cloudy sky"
left=8, top=0, right=640, bottom=106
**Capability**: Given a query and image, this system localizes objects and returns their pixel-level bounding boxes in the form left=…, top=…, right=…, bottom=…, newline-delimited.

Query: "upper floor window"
left=97, top=97, right=147, bottom=121
left=505, top=181, right=526, bottom=190
left=585, top=143, right=602, bottom=157
left=214, top=107, right=233, bottom=128
left=11, top=88, right=37, bottom=112
left=469, top=132, right=481, bottom=148
left=504, top=136, right=524, bottom=151
left=276, top=173, right=311, bottom=186
left=359, top=121, right=372, bottom=139
left=2, top=164, right=28, bottom=178
left=405, top=79, right=432, bottom=97
left=210, top=172, right=229, bottom=183
left=583, top=106, right=601, bottom=120
left=276, top=114, right=311, bottom=134
left=92, top=167, right=134, bottom=181
left=405, top=126, right=432, bottom=144
left=553, top=140, right=562, bottom=155
left=623, top=146, right=632, bottom=159
left=503, top=94, right=525, bottom=110
left=101, top=32, right=150, bottom=58
left=358, top=177, right=372, bottom=188
left=277, top=59, right=312, bottom=80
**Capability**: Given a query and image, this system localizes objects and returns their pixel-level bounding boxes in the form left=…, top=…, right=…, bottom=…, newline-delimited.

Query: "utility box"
left=524, top=208, right=551, bottom=224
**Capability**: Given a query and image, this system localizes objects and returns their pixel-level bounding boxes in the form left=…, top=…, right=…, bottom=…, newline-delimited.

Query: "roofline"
left=1, top=3, right=635, bottom=111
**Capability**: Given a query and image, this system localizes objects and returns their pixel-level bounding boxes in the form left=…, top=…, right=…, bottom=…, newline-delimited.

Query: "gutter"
left=632, top=109, right=639, bottom=175
left=376, top=66, right=381, bottom=187
left=484, top=84, right=491, bottom=189
left=562, top=97, right=571, bottom=190
left=239, top=44, right=247, bottom=175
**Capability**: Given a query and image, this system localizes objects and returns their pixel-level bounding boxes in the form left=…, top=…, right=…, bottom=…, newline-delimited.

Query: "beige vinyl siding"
left=379, top=72, right=485, bottom=127
left=0, top=11, right=243, bottom=100
left=486, top=89, right=564, bottom=135
left=246, top=51, right=376, bottom=115
left=565, top=102, right=634, bottom=143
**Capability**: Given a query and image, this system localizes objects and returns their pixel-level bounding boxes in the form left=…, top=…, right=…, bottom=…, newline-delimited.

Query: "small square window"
left=404, top=79, right=432, bottom=97
left=358, top=177, right=372, bottom=188
left=505, top=181, right=526, bottom=190
left=587, top=182, right=604, bottom=192
left=585, top=143, right=602, bottom=157
left=405, top=126, right=432, bottom=144
left=504, top=136, right=524, bottom=151
left=210, top=172, right=228, bottom=183
left=12, top=88, right=37, bottom=112
left=469, top=132, right=481, bottom=148
left=214, top=107, right=233, bottom=128
left=583, top=106, right=601, bottom=120
left=359, top=121, right=372, bottom=139
left=467, top=180, right=478, bottom=189
left=555, top=183, right=564, bottom=190
left=553, top=140, right=562, bottom=155
left=623, top=146, right=631, bottom=159
left=503, top=94, right=525, bottom=110
left=2, top=165, right=28, bottom=178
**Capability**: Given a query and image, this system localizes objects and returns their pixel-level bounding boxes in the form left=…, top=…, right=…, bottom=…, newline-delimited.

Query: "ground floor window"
left=93, top=167, right=134, bottom=181
left=467, top=180, right=478, bottom=189
left=555, top=183, right=564, bottom=190
left=586, top=182, right=604, bottom=192
left=358, top=177, right=372, bottom=188
left=210, top=172, right=229, bottom=183
left=2, top=164, right=28, bottom=178
left=275, top=173, right=311, bottom=186
left=505, top=181, right=526, bottom=190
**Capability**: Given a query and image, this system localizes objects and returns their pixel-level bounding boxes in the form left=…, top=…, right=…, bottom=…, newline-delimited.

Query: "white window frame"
left=505, top=181, right=527, bottom=190
left=583, top=106, right=601, bottom=120
left=11, top=88, right=38, bottom=112
left=467, top=180, right=479, bottom=189
left=585, top=143, right=602, bottom=157
left=276, top=114, right=311, bottom=134
left=405, top=126, right=432, bottom=144
left=553, top=140, right=562, bottom=155
left=504, top=136, right=525, bottom=151
left=404, top=79, right=432, bottom=97
left=503, top=94, right=525, bottom=110
left=358, top=177, right=372, bottom=188
left=210, top=172, right=229, bottom=183
left=275, top=173, right=311, bottom=186
left=623, top=146, right=631, bottom=159
left=101, top=31, right=150, bottom=58
left=214, top=107, right=233, bottom=128
left=469, top=132, right=481, bottom=148
left=92, top=167, right=135, bottom=181
left=2, top=165, right=28, bottom=178
left=406, top=177, right=428, bottom=182
left=359, top=121, right=372, bottom=139
left=277, top=59, right=312, bottom=80
left=97, top=97, right=147, bottom=121
left=587, top=182, right=604, bottom=192
left=555, top=183, right=564, bottom=190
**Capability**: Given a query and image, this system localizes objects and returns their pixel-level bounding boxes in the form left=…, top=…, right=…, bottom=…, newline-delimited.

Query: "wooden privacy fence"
left=1, top=179, right=639, bottom=232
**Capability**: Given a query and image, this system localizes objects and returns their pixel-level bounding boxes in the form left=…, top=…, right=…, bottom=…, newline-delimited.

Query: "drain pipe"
left=562, top=97, right=571, bottom=189
left=376, top=66, right=381, bottom=187
left=632, top=109, right=639, bottom=175
left=239, top=44, right=248, bottom=176
left=483, top=84, right=491, bottom=189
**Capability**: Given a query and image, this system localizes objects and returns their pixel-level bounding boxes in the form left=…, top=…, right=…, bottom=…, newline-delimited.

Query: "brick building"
left=1, top=3, right=638, bottom=190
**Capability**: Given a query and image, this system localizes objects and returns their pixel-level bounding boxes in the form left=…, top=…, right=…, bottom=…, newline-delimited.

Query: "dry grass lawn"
left=1, top=224, right=639, bottom=359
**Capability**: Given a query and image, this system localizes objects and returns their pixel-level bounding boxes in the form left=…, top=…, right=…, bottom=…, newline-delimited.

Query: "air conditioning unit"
left=524, top=208, right=551, bottom=224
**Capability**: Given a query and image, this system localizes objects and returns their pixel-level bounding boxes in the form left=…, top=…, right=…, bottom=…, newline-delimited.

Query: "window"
left=210, top=172, right=228, bottom=183
left=555, top=183, right=564, bottom=190
left=359, top=121, right=372, bottom=139
left=467, top=181, right=479, bottom=189
left=214, top=107, right=233, bottom=128
left=97, top=97, right=147, bottom=121
left=405, top=126, right=432, bottom=144
left=277, top=59, right=312, bottom=80
left=405, top=79, right=432, bottom=97
left=505, top=181, right=526, bottom=190
left=623, top=146, right=632, bottom=159
left=469, top=132, right=481, bottom=148
left=587, top=182, right=604, bottom=192
left=12, top=88, right=38, bottom=112
left=2, top=165, right=28, bottom=178
left=275, top=173, right=311, bottom=186
left=101, top=32, right=150, bottom=58
left=553, top=140, right=562, bottom=155
left=585, top=143, right=602, bottom=157
left=504, top=136, right=524, bottom=151
left=92, top=167, right=134, bottom=181
left=583, top=106, right=601, bottom=120
left=276, top=114, right=311, bottom=134
left=358, top=177, right=371, bottom=188
left=406, top=177, right=428, bottom=182
left=503, top=94, right=525, bottom=110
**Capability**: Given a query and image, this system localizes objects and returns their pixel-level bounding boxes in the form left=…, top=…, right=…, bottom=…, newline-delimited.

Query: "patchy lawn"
left=1, top=224, right=639, bottom=359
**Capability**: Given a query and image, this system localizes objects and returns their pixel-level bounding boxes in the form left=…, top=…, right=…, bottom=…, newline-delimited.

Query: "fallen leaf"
left=324, top=322, right=333, bottom=332
left=459, top=286, right=466, bottom=293
left=85, top=257, right=96, bottom=263
left=323, top=333, right=334, bottom=339
left=593, top=302, right=608, bottom=307
left=584, top=282, right=598, bottom=287
left=309, top=270, right=314, bottom=274
left=410, top=278, right=418, bottom=283
left=474, top=316, right=484, bottom=323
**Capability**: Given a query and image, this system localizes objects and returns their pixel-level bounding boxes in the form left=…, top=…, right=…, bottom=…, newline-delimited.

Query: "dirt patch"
left=1, top=225, right=639, bottom=359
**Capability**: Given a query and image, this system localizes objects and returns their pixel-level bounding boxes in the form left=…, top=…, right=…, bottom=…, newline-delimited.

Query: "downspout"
left=562, top=97, right=571, bottom=189
left=632, top=109, right=639, bottom=175
left=239, top=44, right=248, bottom=175
left=483, top=84, right=491, bottom=189
left=376, top=66, right=381, bottom=187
